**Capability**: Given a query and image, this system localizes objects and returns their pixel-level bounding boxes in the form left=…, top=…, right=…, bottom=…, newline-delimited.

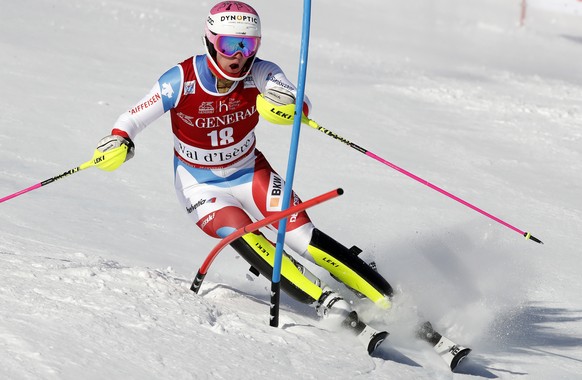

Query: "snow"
left=1, top=0, right=581, bottom=378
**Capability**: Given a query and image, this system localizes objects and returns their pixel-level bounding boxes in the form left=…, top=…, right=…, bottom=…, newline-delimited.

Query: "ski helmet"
left=204, top=1, right=261, bottom=81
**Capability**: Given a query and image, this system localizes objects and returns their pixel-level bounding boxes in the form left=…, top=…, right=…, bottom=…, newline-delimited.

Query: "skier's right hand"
left=96, top=133, right=135, bottom=162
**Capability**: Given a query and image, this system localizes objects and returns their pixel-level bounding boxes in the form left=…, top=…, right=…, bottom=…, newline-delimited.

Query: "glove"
left=263, top=87, right=296, bottom=106
left=96, top=134, right=135, bottom=162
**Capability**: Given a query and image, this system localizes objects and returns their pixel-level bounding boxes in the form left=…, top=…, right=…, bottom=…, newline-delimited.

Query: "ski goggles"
left=214, top=35, right=260, bottom=58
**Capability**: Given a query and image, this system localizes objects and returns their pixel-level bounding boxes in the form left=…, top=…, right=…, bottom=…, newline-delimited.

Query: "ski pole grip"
left=190, top=271, right=206, bottom=294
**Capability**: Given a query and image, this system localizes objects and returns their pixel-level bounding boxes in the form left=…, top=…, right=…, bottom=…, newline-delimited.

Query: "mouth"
left=229, top=63, right=240, bottom=70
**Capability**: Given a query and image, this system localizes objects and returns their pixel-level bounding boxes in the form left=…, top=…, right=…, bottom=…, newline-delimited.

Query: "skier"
left=96, top=1, right=469, bottom=369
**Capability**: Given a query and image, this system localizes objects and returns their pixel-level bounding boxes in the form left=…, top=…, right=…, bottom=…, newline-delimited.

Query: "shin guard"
left=230, top=233, right=323, bottom=304
left=307, top=228, right=394, bottom=309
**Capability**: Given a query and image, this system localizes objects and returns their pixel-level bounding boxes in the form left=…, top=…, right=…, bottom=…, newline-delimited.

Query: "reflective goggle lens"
left=215, top=35, right=259, bottom=58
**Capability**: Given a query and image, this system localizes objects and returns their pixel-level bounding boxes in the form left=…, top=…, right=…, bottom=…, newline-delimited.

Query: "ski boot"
left=316, top=288, right=389, bottom=355
left=416, top=321, right=471, bottom=371
left=342, top=310, right=389, bottom=355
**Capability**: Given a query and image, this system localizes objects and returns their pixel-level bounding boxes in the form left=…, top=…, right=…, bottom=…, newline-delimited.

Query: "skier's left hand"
left=263, top=87, right=295, bottom=106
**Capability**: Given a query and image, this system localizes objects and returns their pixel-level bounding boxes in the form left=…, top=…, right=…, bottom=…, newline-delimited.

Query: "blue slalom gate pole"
left=270, top=0, right=312, bottom=327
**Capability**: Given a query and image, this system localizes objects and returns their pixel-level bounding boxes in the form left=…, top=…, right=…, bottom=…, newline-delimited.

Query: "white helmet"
left=204, top=1, right=261, bottom=81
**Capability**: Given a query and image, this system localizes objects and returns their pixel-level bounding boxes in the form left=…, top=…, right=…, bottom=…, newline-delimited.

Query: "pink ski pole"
left=1, top=165, right=90, bottom=204
left=303, top=119, right=543, bottom=245
left=1, top=145, right=129, bottom=204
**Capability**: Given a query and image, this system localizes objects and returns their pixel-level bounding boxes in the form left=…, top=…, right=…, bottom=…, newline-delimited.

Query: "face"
left=215, top=52, right=249, bottom=76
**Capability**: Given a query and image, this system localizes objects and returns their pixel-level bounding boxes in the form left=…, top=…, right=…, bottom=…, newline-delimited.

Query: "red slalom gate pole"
left=190, top=188, right=343, bottom=294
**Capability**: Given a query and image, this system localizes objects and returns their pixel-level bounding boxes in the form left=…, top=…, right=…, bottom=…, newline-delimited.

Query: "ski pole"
left=304, top=119, right=543, bottom=244
left=0, top=145, right=129, bottom=204
left=256, top=95, right=543, bottom=244
left=190, top=188, right=343, bottom=294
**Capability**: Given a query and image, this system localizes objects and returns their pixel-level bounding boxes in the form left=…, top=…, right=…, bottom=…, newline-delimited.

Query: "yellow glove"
left=256, top=93, right=307, bottom=126
left=93, top=135, right=134, bottom=171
